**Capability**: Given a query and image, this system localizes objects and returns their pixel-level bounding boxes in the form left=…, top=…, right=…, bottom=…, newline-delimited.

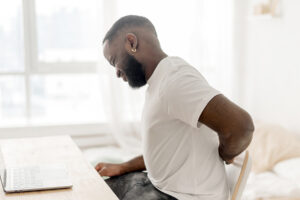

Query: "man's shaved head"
left=102, top=15, right=157, bottom=44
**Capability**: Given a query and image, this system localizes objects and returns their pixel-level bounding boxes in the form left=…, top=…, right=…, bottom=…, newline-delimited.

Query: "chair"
left=225, top=151, right=252, bottom=200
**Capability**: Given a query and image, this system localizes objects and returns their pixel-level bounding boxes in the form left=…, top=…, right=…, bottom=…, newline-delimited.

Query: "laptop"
left=0, top=148, right=73, bottom=193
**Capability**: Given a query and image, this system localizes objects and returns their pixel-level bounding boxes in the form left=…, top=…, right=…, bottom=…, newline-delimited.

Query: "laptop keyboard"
left=2, top=164, right=72, bottom=192
left=7, top=167, right=43, bottom=190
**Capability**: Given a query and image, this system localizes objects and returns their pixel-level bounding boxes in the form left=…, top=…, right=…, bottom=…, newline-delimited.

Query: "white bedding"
left=242, top=158, right=300, bottom=200
left=273, top=158, right=300, bottom=187
left=242, top=172, right=300, bottom=200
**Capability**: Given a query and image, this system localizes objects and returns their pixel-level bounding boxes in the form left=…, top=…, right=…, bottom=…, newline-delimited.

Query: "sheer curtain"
left=98, top=0, right=234, bottom=155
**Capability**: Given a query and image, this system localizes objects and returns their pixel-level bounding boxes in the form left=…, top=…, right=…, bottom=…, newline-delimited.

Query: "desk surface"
left=0, top=135, right=118, bottom=200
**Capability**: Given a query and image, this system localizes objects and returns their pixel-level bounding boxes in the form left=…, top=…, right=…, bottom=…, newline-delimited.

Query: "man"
left=96, top=15, right=254, bottom=200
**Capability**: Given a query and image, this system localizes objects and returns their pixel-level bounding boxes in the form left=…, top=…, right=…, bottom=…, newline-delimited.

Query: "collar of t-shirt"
left=147, top=56, right=174, bottom=86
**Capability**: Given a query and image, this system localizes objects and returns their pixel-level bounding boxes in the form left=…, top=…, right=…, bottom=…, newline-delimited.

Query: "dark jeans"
left=105, top=172, right=177, bottom=200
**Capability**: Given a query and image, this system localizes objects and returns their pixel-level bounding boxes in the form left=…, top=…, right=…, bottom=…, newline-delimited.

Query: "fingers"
left=95, top=163, right=104, bottom=171
left=98, top=166, right=108, bottom=176
left=95, top=163, right=122, bottom=177
left=95, top=163, right=109, bottom=176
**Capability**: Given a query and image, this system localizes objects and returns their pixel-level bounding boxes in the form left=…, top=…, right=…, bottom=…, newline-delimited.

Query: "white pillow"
left=243, top=172, right=300, bottom=199
left=273, top=157, right=300, bottom=186
left=248, top=123, right=300, bottom=173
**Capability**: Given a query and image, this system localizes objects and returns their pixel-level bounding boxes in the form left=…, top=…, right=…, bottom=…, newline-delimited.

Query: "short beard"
left=123, top=53, right=147, bottom=88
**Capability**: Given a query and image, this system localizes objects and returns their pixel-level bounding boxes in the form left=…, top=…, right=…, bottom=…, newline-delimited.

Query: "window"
left=0, top=1, right=24, bottom=73
left=0, top=0, right=107, bottom=128
left=30, top=74, right=107, bottom=124
left=0, top=76, right=26, bottom=126
left=35, top=0, right=101, bottom=63
left=0, top=1, right=26, bottom=126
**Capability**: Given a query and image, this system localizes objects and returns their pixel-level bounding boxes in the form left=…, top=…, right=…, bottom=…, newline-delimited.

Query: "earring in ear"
left=131, top=48, right=137, bottom=53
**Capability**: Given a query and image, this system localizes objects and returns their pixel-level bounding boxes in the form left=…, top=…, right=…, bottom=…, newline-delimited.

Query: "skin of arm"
left=95, top=155, right=145, bottom=177
left=199, top=94, right=254, bottom=164
left=122, top=155, right=146, bottom=173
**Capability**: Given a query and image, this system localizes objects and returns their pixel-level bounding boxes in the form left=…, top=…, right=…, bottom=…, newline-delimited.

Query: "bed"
left=242, top=122, right=300, bottom=200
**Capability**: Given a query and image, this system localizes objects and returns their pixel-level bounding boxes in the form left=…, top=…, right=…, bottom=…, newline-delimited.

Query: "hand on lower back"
left=219, top=146, right=235, bottom=164
left=95, top=163, right=125, bottom=177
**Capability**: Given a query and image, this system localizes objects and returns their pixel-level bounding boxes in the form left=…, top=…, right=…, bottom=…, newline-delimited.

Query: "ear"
left=125, top=33, right=138, bottom=55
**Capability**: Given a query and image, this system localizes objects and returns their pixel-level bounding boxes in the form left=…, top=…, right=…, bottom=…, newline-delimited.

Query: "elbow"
left=238, top=112, right=255, bottom=151
left=221, top=112, right=255, bottom=156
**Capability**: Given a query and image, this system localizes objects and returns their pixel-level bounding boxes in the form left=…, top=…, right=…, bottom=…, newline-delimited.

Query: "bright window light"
left=35, top=0, right=102, bottom=62
left=0, top=76, right=26, bottom=126
left=0, top=0, right=24, bottom=72
left=30, top=74, right=107, bottom=124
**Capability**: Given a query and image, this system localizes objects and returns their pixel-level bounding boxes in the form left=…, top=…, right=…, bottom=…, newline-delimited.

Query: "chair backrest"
left=225, top=151, right=252, bottom=200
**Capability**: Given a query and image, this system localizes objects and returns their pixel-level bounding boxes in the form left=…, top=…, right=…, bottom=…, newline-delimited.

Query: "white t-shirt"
left=141, top=56, right=229, bottom=200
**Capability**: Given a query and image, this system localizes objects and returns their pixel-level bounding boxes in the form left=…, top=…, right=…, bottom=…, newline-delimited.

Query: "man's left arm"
left=198, top=94, right=254, bottom=164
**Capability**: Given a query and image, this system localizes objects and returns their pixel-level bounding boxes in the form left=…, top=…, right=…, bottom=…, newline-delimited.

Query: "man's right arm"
left=198, top=94, right=254, bottom=164
left=95, top=155, right=145, bottom=177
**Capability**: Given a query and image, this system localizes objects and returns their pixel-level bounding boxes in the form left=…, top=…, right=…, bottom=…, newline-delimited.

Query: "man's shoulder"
left=158, top=58, right=208, bottom=99
left=165, top=57, right=203, bottom=79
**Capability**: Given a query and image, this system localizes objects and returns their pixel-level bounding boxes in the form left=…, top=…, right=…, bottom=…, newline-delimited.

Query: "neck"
left=143, top=50, right=168, bottom=81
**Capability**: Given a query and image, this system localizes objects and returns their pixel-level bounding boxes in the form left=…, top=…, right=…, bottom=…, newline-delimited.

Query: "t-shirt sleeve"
left=160, top=67, right=220, bottom=128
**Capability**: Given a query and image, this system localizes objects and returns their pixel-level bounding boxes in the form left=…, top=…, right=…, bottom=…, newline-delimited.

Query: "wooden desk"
left=0, top=135, right=118, bottom=200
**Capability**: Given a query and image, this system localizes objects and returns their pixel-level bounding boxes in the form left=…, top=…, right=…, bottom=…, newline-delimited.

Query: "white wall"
left=234, top=0, right=300, bottom=132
